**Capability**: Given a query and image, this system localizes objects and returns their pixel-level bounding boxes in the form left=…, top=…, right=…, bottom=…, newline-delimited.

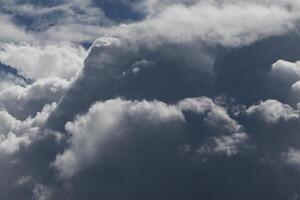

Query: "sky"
left=1, top=0, right=300, bottom=199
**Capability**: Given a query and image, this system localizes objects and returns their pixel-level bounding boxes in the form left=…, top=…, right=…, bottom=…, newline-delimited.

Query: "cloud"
left=53, top=98, right=185, bottom=178
left=272, top=60, right=300, bottom=83
left=2, top=1, right=300, bottom=199
left=108, top=0, right=299, bottom=48
left=198, top=132, right=249, bottom=157
left=246, top=99, right=298, bottom=124
left=2, top=0, right=300, bottom=45
left=0, top=14, right=32, bottom=43
left=0, top=0, right=111, bottom=43
left=0, top=71, right=27, bottom=92
left=292, top=81, right=300, bottom=94
left=0, top=103, right=56, bottom=155
left=53, top=96, right=249, bottom=179
left=178, top=97, right=242, bottom=133
left=271, top=59, right=300, bottom=103
left=0, top=78, right=69, bottom=119
left=0, top=43, right=86, bottom=80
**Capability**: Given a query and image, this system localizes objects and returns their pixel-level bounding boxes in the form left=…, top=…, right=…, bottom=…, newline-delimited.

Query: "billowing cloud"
left=2, top=0, right=300, bottom=199
left=0, top=43, right=86, bottom=80
left=53, top=96, right=249, bottom=179
left=108, top=0, right=300, bottom=47
left=0, top=78, right=69, bottom=119
left=246, top=99, right=298, bottom=124
left=53, top=98, right=185, bottom=178
left=272, top=60, right=300, bottom=83
left=178, top=97, right=242, bottom=133
left=0, top=103, right=56, bottom=154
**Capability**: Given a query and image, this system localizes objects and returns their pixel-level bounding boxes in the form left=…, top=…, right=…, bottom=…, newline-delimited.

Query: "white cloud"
left=53, top=96, right=248, bottom=178
left=0, top=103, right=56, bottom=155
left=271, top=60, right=300, bottom=101
left=292, top=81, right=300, bottom=94
left=0, top=43, right=86, bottom=80
left=246, top=99, right=299, bottom=123
left=272, top=60, right=300, bottom=83
left=0, top=0, right=110, bottom=43
left=108, top=0, right=299, bottom=48
left=178, top=97, right=249, bottom=158
left=0, top=14, right=32, bottom=43
left=0, top=78, right=70, bottom=118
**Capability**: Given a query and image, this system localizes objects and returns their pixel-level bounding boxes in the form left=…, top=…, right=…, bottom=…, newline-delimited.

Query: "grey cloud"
left=283, top=148, right=300, bottom=167
left=53, top=96, right=245, bottom=179
left=178, top=97, right=242, bottom=133
left=198, top=132, right=250, bottom=157
left=2, top=1, right=300, bottom=199
left=272, top=60, right=300, bottom=84
left=46, top=36, right=215, bottom=130
left=53, top=98, right=185, bottom=178
left=246, top=99, right=299, bottom=124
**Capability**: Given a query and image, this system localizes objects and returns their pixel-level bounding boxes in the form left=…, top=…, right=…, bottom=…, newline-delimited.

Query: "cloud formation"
left=246, top=99, right=299, bottom=124
left=0, top=103, right=56, bottom=155
left=2, top=0, right=300, bottom=199
left=53, top=98, right=185, bottom=178
left=0, top=43, right=86, bottom=80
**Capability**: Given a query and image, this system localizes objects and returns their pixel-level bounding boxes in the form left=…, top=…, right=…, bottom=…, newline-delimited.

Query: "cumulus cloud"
left=0, top=43, right=86, bottom=80
left=46, top=35, right=215, bottom=130
left=53, top=96, right=248, bottom=179
left=292, top=81, right=300, bottom=94
left=272, top=60, right=300, bottom=83
left=246, top=99, right=299, bottom=124
left=0, top=103, right=56, bottom=154
left=0, top=0, right=111, bottom=43
left=53, top=98, right=185, bottom=178
left=0, top=78, right=69, bottom=119
left=178, top=97, right=242, bottom=133
left=2, top=0, right=300, bottom=199
left=271, top=59, right=300, bottom=104
left=108, top=0, right=299, bottom=47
